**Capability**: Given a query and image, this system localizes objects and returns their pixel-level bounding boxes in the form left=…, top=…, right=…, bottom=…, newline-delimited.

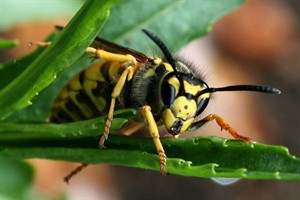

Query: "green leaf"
left=0, top=158, right=34, bottom=199
left=0, top=109, right=136, bottom=144
left=0, top=38, right=19, bottom=49
left=0, top=0, right=117, bottom=120
left=101, top=0, right=245, bottom=52
left=0, top=118, right=299, bottom=180
left=0, top=33, right=59, bottom=91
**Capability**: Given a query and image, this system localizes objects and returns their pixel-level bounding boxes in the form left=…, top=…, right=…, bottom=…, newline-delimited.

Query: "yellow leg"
left=28, top=41, right=52, bottom=48
left=86, top=47, right=136, bottom=62
left=201, top=114, right=251, bottom=141
left=118, top=120, right=144, bottom=136
left=142, top=106, right=167, bottom=175
left=99, top=66, right=134, bottom=148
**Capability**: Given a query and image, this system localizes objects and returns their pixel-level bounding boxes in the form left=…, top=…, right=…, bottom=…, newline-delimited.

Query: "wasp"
left=45, top=28, right=281, bottom=183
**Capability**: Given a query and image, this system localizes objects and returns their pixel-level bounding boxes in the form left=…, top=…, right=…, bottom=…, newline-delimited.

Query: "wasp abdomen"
left=50, top=61, right=125, bottom=123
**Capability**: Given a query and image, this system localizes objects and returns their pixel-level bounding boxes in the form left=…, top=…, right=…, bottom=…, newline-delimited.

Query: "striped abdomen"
left=50, top=61, right=125, bottom=123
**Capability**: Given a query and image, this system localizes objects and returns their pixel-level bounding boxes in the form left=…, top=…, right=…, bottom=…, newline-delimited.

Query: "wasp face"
left=163, top=96, right=197, bottom=135
left=161, top=72, right=210, bottom=135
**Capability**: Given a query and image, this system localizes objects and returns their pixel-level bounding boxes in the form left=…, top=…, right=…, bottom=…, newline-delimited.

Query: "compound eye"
left=161, top=73, right=180, bottom=107
left=161, top=80, right=176, bottom=107
left=194, top=81, right=210, bottom=116
left=195, top=98, right=209, bottom=116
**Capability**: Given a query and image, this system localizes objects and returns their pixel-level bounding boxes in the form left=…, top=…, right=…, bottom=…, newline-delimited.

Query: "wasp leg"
left=190, top=114, right=251, bottom=141
left=86, top=47, right=137, bottom=71
left=142, top=106, right=168, bottom=175
left=85, top=47, right=138, bottom=148
left=28, top=41, right=52, bottom=48
left=99, top=65, right=135, bottom=148
left=86, top=48, right=138, bottom=145
left=117, top=120, right=144, bottom=136
left=63, top=163, right=88, bottom=184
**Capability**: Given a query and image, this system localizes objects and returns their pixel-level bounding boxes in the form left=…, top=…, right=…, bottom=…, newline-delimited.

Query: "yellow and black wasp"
left=45, top=28, right=281, bottom=182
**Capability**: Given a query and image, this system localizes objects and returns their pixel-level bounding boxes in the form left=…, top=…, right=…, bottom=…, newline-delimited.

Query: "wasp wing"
left=92, top=37, right=149, bottom=63
left=55, top=25, right=149, bottom=63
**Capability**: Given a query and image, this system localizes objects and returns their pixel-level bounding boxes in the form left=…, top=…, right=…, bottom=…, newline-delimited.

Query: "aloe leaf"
left=0, top=158, right=34, bottom=199
left=0, top=109, right=136, bottom=143
left=0, top=117, right=299, bottom=180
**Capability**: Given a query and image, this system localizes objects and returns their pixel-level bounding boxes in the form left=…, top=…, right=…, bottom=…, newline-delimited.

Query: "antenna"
left=142, top=29, right=177, bottom=73
left=198, top=85, right=281, bottom=96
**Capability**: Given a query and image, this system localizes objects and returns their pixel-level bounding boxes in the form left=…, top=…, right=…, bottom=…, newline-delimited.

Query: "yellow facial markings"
left=183, top=80, right=202, bottom=95
left=180, top=118, right=194, bottom=133
left=163, top=108, right=177, bottom=131
left=168, top=77, right=180, bottom=97
left=171, top=96, right=197, bottom=120
left=162, top=108, right=195, bottom=134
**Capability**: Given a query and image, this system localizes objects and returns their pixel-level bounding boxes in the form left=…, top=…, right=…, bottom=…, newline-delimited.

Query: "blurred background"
left=1, top=0, right=299, bottom=199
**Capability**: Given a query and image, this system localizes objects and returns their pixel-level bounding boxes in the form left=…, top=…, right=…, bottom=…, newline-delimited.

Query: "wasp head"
left=161, top=72, right=210, bottom=135
left=142, top=28, right=281, bottom=136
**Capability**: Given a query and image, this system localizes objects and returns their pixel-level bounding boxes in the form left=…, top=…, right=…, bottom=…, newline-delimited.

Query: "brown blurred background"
left=1, top=0, right=299, bottom=199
